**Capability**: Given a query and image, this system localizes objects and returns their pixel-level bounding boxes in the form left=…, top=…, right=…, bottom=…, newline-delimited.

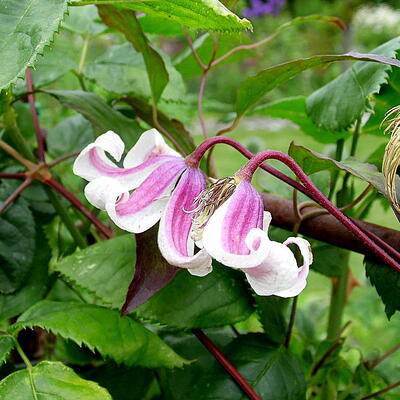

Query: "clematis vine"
left=73, top=129, right=212, bottom=277
left=190, top=174, right=312, bottom=297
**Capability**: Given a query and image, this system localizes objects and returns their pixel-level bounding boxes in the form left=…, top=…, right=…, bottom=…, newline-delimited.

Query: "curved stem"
left=361, top=381, right=400, bottom=400
left=284, top=296, right=298, bottom=348
left=183, top=28, right=207, bottom=70
left=192, top=329, right=261, bottom=400
left=238, top=150, right=400, bottom=271
left=366, top=343, right=400, bottom=370
left=190, top=137, right=400, bottom=264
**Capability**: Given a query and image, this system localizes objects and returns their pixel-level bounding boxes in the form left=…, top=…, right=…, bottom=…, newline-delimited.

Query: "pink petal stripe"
left=116, top=159, right=186, bottom=216
left=89, top=148, right=177, bottom=177
left=222, top=181, right=264, bottom=255
left=164, top=168, right=206, bottom=256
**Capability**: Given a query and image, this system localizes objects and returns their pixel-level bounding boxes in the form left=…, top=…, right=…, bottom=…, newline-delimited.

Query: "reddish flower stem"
left=0, top=178, right=32, bottom=214
left=26, top=69, right=45, bottom=162
left=188, top=137, right=400, bottom=267
left=45, top=178, right=114, bottom=239
left=192, top=329, right=262, bottom=400
left=239, top=150, right=400, bottom=272
left=0, top=173, right=25, bottom=179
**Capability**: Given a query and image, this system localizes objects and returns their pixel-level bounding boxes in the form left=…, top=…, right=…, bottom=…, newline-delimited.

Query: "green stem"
left=11, top=335, right=38, bottom=400
left=45, top=187, right=87, bottom=249
left=326, top=252, right=350, bottom=340
left=328, top=138, right=345, bottom=199
left=78, top=35, right=90, bottom=74
left=3, top=90, right=35, bottom=162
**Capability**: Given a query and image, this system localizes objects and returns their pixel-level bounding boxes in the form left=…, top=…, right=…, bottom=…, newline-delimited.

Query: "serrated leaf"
left=62, top=4, right=106, bottom=35
left=307, top=37, right=400, bottom=132
left=163, top=334, right=306, bottom=400
left=0, top=0, right=69, bottom=89
left=32, top=47, right=76, bottom=88
left=47, top=114, right=93, bottom=159
left=86, top=43, right=185, bottom=101
left=98, top=5, right=169, bottom=103
left=54, top=235, right=135, bottom=309
left=0, top=225, right=50, bottom=320
left=46, top=90, right=142, bottom=148
left=12, top=300, right=187, bottom=367
left=136, top=263, right=254, bottom=328
left=365, top=257, right=400, bottom=319
left=0, top=336, right=14, bottom=366
left=0, top=361, right=111, bottom=399
left=288, top=142, right=391, bottom=197
left=236, top=50, right=400, bottom=118
left=250, top=97, right=350, bottom=143
left=74, top=0, right=252, bottom=32
left=0, top=181, right=35, bottom=294
left=122, top=226, right=178, bottom=314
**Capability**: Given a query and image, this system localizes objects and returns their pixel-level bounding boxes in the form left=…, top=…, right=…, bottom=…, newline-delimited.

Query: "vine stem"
left=238, top=150, right=400, bottom=272
left=45, top=178, right=113, bottom=239
left=192, top=329, right=262, bottom=400
left=366, top=343, right=400, bottom=370
left=188, top=137, right=400, bottom=269
left=0, top=178, right=32, bottom=214
left=361, top=381, right=400, bottom=400
left=284, top=296, right=298, bottom=348
left=26, top=69, right=45, bottom=162
left=0, top=173, right=26, bottom=179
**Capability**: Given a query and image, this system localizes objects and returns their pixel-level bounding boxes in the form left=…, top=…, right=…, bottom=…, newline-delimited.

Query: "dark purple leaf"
left=121, top=225, right=179, bottom=315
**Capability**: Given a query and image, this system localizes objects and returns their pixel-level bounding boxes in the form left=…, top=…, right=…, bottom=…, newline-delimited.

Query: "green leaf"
left=307, top=37, right=400, bottom=132
left=47, top=114, right=94, bottom=159
left=82, top=362, right=154, bottom=400
left=288, top=142, right=390, bottom=197
left=62, top=4, right=106, bottom=35
left=136, top=263, right=254, bottom=328
left=236, top=50, right=400, bottom=118
left=163, top=334, right=306, bottom=400
left=74, top=0, right=252, bottom=32
left=0, top=0, right=69, bottom=89
left=12, top=300, right=187, bottom=367
left=54, top=235, right=135, bottom=309
left=86, top=43, right=185, bottom=101
left=250, top=97, right=350, bottom=143
left=0, top=361, right=111, bottom=399
left=46, top=90, right=142, bottom=148
left=139, top=14, right=183, bottom=36
left=98, top=5, right=169, bottom=103
left=0, top=182, right=35, bottom=294
left=365, top=257, right=400, bottom=319
left=123, top=96, right=195, bottom=154
left=0, top=225, right=50, bottom=321
left=0, top=336, right=14, bottom=366
left=255, top=296, right=289, bottom=344
left=311, top=243, right=347, bottom=277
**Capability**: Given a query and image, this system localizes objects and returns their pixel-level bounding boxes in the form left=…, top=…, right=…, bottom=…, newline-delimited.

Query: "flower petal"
left=202, top=181, right=268, bottom=269
left=158, top=168, right=212, bottom=276
left=73, top=130, right=180, bottom=190
left=107, top=159, right=186, bottom=233
left=245, top=237, right=312, bottom=298
left=123, top=128, right=181, bottom=167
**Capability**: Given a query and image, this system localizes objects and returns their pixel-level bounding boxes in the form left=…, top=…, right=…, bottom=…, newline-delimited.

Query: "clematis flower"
left=191, top=176, right=312, bottom=297
left=73, top=129, right=212, bottom=277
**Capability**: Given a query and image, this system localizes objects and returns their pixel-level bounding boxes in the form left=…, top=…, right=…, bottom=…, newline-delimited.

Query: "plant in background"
left=0, top=1, right=400, bottom=399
